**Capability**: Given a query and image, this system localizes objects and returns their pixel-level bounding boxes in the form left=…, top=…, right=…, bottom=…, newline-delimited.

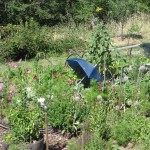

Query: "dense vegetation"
left=0, top=1, right=150, bottom=150
left=0, top=0, right=150, bottom=61
left=0, top=0, right=150, bottom=26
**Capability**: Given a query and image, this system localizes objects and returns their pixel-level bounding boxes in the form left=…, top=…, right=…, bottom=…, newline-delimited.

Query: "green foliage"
left=113, top=115, right=150, bottom=147
left=88, top=23, right=113, bottom=75
left=113, top=120, right=132, bottom=146
left=137, top=0, right=150, bottom=12
left=0, top=19, right=50, bottom=60
left=5, top=104, right=44, bottom=143
left=48, top=94, right=89, bottom=133
left=88, top=103, right=110, bottom=140
left=0, top=0, right=150, bottom=26
left=109, top=0, right=137, bottom=38
left=84, top=131, right=105, bottom=150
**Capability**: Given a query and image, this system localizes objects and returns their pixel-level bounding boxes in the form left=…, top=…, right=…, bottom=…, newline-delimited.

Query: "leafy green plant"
left=113, top=120, right=132, bottom=146
left=88, top=23, right=113, bottom=78
left=84, top=130, right=105, bottom=150
left=112, top=115, right=150, bottom=147
left=0, top=19, right=50, bottom=60
left=5, top=104, right=44, bottom=143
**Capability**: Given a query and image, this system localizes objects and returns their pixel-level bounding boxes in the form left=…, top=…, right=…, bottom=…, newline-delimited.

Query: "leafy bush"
left=0, top=19, right=50, bottom=60
left=6, top=104, right=44, bottom=142
left=84, top=131, right=105, bottom=150
left=112, top=115, right=150, bottom=147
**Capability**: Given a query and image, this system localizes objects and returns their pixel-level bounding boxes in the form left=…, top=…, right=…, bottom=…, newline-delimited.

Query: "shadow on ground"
left=124, top=34, right=143, bottom=40
left=140, top=43, right=150, bottom=58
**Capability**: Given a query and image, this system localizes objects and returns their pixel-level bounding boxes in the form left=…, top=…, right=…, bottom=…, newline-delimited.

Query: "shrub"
left=0, top=19, right=50, bottom=60
left=112, top=115, right=150, bottom=147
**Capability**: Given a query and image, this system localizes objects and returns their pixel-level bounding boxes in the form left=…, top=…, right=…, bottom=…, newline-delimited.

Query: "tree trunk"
left=66, top=0, right=74, bottom=23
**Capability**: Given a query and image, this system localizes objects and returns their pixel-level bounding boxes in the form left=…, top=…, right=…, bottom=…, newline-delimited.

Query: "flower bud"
left=135, top=101, right=140, bottom=107
left=115, top=105, right=120, bottom=111
left=139, top=65, right=146, bottom=72
left=97, top=95, right=102, bottom=102
left=122, top=76, right=129, bottom=82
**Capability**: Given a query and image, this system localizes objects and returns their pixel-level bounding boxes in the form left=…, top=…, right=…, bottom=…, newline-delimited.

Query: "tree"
left=109, top=0, right=137, bottom=40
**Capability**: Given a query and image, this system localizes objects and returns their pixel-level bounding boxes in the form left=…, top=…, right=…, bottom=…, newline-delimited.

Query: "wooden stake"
left=45, top=112, right=49, bottom=150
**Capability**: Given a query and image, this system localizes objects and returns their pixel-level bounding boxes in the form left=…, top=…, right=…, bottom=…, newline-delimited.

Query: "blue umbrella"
left=66, top=58, right=103, bottom=87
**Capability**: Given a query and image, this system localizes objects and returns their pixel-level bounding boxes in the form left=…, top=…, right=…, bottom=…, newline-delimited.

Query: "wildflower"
left=74, top=93, right=81, bottom=101
left=105, top=81, right=109, bottom=86
left=98, top=87, right=103, bottom=91
left=8, top=96, right=12, bottom=101
left=38, top=97, right=45, bottom=106
left=126, top=100, right=132, bottom=106
left=26, top=87, right=32, bottom=93
left=122, top=76, right=129, bottom=82
left=0, top=82, right=3, bottom=90
left=43, top=105, right=48, bottom=111
left=61, top=74, right=65, bottom=77
left=7, top=90, right=12, bottom=94
left=97, top=95, right=102, bottom=102
left=0, top=98, right=3, bottom=103
left=26, top=68, right=31, bottom=74
left=139, top=65, right=146, bottom=72
left=12, top=63, right=18, bottom=68
left=115, top=105, right=120, bottom=111
left=112, top=85, right=116, bottom=92
left=8, top=102, right=11, bottom=105
left=26, top=87, right=35, bottom=98
left=135, top=101, right=140, bottom=107
left=68, top=78, right=74, bottom=85
left=33, top=74, right=38, bottom=80
left=96, top=7, right=103, bottom=12
left=53, top=73, right=57, bottom=78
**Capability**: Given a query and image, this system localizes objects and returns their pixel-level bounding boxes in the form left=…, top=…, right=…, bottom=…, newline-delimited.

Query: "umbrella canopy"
left=66, top=58, right=103, bottom=82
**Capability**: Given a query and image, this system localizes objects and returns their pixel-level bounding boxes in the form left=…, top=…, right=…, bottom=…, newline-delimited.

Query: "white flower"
left=38, top=97, right=45, bottom=106
left=26, top=87, right=32, bottom=93
left=135, top=101, right=140, bottom=107
left=26, top=87, right=35, bottom=98
left=51, top=95, right=54, bottom=100
left=74, top=93, right=81, bottom=101
left=43, top=105, right=48, bottom=111
left=122, top=76, right=129, bottom=82
left=97, top=95, right=102, bottom=102
left=127, top=100, right=132, bottom=106
left=115, top=105, right=120, bottom=111
left=139, top=65, right=146, bottom=72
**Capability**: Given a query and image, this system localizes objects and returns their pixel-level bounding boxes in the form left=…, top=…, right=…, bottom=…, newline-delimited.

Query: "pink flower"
left=8, top=102, right=11, bottom=105
left=98, top=87, right=103, bottom=91
left=7, top=90, right=12, bottom=94
left=8, top=96, right=12, bottom=101
left=0, top=82, right=3, bottom=91
left=12, top=63, right=18, bottom=68
left=26, top=68, right=31, bottom=74
left=105, top=81, right=109, bottom=86
left=53, top=73, right=57, bottom=78
left=61, top=74, right=65, bottom=77
left=0, top=99, right=3, bottom=103
left=67, top=78, right=74, bottom=85
left=68, top=79, right=72, bottom=85
left=112, top=85, right=116, bottom=92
